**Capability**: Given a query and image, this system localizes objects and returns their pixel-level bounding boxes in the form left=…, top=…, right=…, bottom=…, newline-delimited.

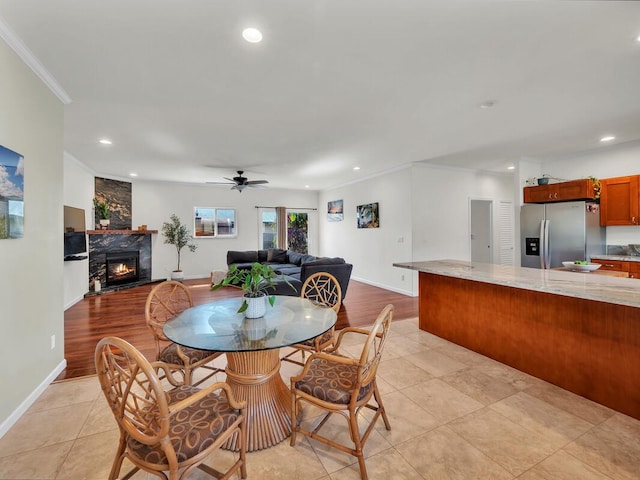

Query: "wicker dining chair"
left=290, top=304, right=394, bottom=480
left=282, top=271, right=342, bottom=366
left=95, top=336, right=247, bottom=480
left=145, top=280, right=222, bottom=386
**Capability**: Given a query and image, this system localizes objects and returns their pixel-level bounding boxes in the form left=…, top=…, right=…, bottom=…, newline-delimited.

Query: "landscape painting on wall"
left=327, top=199, right=344, bottom=222
left=0, top=145, right=24, bottom=239
left=356, top=202, right=379, bottom=229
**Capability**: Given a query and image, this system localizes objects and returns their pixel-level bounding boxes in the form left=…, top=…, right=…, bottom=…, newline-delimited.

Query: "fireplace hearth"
left=105, top=251, right=140, bottom=287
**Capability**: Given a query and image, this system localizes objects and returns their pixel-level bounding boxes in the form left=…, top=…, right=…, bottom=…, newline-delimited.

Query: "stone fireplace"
left=88, top=230, right=154, bottom=293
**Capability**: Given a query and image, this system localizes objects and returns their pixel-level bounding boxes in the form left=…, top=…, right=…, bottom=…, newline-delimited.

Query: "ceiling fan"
left=207, top=170, right=269, bottom=192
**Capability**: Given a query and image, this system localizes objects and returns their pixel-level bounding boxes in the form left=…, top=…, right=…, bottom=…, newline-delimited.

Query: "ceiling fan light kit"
left=208, top=171, right=269, bottom=192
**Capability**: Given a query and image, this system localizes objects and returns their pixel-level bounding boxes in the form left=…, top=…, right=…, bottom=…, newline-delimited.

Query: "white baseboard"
left=350, top=275, right=417, bottom=297
left=0, top=359, right=67, bottom=439
left=64, top=294, right=86, bottom=311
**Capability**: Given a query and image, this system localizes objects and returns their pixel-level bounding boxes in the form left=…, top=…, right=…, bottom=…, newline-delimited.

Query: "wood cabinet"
left=599, top=175, right=640, bottom=226
left=523, top=178, right=597, bottom=204
left=629, top=263, right=640, bottom=279
left=589, top=259, right=640, bottom=278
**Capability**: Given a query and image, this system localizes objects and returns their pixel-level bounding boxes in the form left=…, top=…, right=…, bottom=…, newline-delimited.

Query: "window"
left=194, top=207, right=237, bottom=238
left=258, top=208, right=277, bottom=248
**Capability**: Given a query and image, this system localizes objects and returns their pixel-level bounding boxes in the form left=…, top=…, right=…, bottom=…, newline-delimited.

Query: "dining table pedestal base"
left=222, top=349, right=293, bottom=452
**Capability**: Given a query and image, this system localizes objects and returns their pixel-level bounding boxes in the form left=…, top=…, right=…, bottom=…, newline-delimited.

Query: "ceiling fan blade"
left=206, top=181, right=234, bottom=185
left=246, top=180, right=268, bottom=185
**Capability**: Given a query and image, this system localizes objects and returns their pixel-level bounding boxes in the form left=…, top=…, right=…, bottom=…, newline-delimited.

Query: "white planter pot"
left=171, top=270, right=185, bottom=281
left=244, top=294, right=267, bottom=318
left=99, top=219, right=110, bottom=229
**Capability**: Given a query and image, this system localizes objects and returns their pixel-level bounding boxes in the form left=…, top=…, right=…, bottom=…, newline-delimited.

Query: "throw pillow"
left=300, top=254, right=317, bottom=264
left=267, top=248, right=288, bottom=263
left=287, top=250, right=304, bottom=266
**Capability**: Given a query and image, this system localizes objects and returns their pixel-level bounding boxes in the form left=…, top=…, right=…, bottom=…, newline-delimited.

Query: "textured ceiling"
left=1, top=0, right=639, bottom=190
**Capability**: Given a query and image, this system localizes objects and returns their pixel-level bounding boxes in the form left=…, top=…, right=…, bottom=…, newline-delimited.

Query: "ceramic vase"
left=244, top=294, right=267, bottom=318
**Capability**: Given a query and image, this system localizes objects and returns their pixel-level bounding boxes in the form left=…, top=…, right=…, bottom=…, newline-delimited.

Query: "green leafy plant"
left=161, top=214, right=197, bottom=272
left=93, top=198, right=110, bottom=219
left=211, top=263, right=294, bottom=313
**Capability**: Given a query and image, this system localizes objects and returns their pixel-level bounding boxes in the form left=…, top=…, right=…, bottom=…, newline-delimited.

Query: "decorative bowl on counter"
left=562, top=261, right=602, bottom=272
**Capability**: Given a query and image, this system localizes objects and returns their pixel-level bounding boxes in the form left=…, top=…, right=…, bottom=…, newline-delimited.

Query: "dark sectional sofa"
left=226, top=249, right=353, bottom=299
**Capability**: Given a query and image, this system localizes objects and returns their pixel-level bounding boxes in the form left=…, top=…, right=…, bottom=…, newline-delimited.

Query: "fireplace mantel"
left=87, top=229, right=158, bottom=235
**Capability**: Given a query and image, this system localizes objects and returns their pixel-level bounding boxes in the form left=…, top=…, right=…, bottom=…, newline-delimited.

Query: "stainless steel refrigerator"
left=520, top=201, right=606, bottom=269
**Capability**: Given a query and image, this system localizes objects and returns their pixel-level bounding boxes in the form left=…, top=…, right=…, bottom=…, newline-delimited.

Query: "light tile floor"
left=1, top=318, right=639, bottom=479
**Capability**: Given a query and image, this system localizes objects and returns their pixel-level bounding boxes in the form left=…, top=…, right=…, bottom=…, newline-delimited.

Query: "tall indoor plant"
left=212, top=263, right=292, bottom=317
left=161, top=214, right=197, bottom=280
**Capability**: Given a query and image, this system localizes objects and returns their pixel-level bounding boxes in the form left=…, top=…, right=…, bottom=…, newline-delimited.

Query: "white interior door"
left=471, top=199, right=493, bottom=263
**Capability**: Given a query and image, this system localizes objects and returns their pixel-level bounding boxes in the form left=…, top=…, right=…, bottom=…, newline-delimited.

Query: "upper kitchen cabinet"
left=523, top=178, right=598, bottom=204
left=599, top=175, right=639, bottom=226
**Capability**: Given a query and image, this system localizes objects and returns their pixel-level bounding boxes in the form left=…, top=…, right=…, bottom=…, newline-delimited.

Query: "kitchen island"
left=394, top=260, right=640, bottom=420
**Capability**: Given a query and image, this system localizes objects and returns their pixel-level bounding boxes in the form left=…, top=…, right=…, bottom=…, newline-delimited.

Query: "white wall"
left=319, top=165, right=514, bottom=296
left=133, top=181, right=319, bottom=280
left=411, top=164, right=514, bottom=264
left=319, top=167, right=414, bottom=295
left=63, top=154, right=94, bottom=308
left=539, top=140, right=640, bottom=246
left=0, top=39, right=65, bottom=433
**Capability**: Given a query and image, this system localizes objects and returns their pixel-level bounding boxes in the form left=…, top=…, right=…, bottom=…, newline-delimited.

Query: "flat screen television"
left=64, top=232, right=87, bottom=258
left=64, top=205, right=87, bottom=260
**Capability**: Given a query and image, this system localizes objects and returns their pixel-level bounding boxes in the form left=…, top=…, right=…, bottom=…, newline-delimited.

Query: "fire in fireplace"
left=105, top=251, right=140, bottom=287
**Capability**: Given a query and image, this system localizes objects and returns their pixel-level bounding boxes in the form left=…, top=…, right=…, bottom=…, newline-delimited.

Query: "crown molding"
left=0, top=15, right=71, bottom=104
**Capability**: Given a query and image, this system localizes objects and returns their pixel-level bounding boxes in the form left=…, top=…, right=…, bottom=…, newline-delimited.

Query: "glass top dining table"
left=163, top=296, right=337, bottom=352
left=163, top=295, right=337, bottom=452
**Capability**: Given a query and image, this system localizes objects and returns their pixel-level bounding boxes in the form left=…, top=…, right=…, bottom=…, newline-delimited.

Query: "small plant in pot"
left=161, top=214, right=197, bottom=280
left=93, top=198, right=111, bottom=229
left=211, top=263, right=293, bottom=318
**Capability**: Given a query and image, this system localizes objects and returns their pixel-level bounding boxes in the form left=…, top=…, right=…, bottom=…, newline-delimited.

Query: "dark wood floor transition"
left=60, top=278, right=418, bottom=381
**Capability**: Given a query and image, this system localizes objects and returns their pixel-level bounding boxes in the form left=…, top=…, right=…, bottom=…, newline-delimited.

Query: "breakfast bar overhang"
left=394, top=260, right=640, bottom=420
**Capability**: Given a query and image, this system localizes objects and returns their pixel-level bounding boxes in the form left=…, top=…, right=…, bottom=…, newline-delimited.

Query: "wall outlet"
left=50, top=334, right=55, bottom=350
left=401, top=274, right=405, bottom=281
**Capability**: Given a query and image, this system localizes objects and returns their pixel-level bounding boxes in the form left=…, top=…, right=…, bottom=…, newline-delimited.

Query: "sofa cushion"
left=258, top=250, right=268, bottom=262
left=275, top=266, right=302, bottom=276
left=267, top=248, right=288, bottom=263
left=286, top=250, right=305, bottom=266
left=303, top=257, right=345, bottom=266
left=227, top=250, right=258, bottom=265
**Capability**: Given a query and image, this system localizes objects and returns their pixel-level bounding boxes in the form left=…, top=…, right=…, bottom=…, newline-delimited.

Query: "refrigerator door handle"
left=539, top=220, right=545, bottom=269
left=543, top=219, right=550, bottom=269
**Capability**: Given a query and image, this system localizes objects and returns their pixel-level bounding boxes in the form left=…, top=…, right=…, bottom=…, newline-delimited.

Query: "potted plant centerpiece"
left=212, top=263, right=292, bottom=318
left=93, top=198, right=111, bottom=229
left=161, top=214, right=197, bottom=281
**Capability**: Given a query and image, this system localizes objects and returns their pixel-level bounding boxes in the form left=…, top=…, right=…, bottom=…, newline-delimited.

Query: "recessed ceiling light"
left=600, top=135, right=615, bottom=142
left=129, top=173, right=138, bottom=177
left=99, top=138, right=112, bottom=145
left=242, top=28, right=262, bottom=43
left=304, top=185, right=310, bottom=188
left=353, top=166, right=360, bottom=171
left=479, top=101, right=496, bottom=109
left=507, top=165, right=515, bottom=170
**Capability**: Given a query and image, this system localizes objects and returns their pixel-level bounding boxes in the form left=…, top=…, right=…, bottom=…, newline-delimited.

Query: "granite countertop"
left=394, top=259, right=640, bottom=308
left=590, top=254, right=640, bottom=262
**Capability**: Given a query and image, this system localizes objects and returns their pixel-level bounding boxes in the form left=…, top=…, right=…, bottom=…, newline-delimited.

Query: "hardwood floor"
left=59, top=278, right=417, bottom=381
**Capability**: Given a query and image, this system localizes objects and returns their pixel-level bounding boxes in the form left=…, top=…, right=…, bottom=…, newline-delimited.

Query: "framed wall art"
left=0, top=145, right=24, bottom=239
left=327, top=199, right=344, bottom=222
left=356, top=202, right=379, bottom=229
